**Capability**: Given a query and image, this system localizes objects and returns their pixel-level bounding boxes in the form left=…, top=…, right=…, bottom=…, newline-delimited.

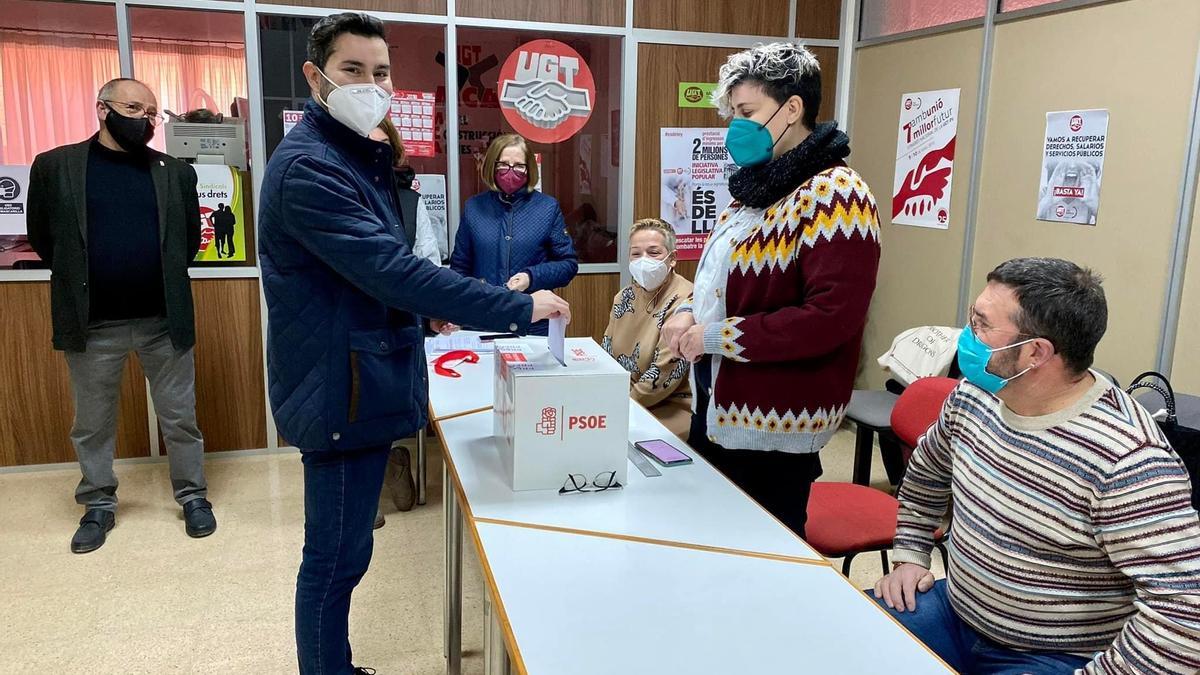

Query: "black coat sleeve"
left=26, top=154, right=54, bottom=264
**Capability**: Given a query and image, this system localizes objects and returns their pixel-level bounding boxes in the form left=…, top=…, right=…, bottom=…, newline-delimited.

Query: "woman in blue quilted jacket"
left=451, top=133, right=579, bottom=335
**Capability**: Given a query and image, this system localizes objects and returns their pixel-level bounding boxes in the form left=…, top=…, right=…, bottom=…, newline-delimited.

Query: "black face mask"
left=103, top=103, right=154, bottom=152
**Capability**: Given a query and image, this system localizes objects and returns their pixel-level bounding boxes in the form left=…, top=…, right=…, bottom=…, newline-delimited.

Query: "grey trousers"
left=64, top=318, right=207, bottom=511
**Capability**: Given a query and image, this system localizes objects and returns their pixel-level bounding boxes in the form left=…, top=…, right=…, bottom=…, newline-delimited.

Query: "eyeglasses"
left=559, top=471, right=623, bottom=495
left=495, top=162, right=528, bottom=175
left=967, top=305, right=1037, bottom=339
left=101, top=99, right=165, bottom=127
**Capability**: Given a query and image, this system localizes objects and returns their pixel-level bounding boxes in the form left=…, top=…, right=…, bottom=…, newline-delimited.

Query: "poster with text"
left=660, top=128, right=737, bottom=260
left=1037, top=110, right=1108, bottom=225
left=892, top=88, right=960, bottom=229
left=283, top=110, right=304, bottom=136
left=194, top=165, right=246, bottom=262
left=391, top=90, right=437, bottom=158
left=0, top=165, right=31, bottom=236
left=413, top=173, right=447, bottom=258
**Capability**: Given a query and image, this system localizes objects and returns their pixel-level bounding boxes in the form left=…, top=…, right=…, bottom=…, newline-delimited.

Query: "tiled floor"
left=0, top=426, right=939, bottom=674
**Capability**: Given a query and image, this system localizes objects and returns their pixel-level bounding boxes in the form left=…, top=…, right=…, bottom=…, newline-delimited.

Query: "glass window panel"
left=454, top=27, right=621, bottom=265
left=861, top=0, right=987, bottom=40
left=0, top=0, right=120, bottom=268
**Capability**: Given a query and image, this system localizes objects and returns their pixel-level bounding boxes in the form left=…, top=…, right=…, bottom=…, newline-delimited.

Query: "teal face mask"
left=956, top=326, right=1036, bottom=394
left=725, top=104, right=788, bottom=168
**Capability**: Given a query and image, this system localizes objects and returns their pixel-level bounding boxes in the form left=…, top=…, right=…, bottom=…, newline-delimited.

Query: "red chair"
left=806, top=377, right=958, bottom=576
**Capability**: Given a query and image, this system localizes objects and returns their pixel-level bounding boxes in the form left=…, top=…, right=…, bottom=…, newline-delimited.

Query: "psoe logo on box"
left=535, top=407, right=557, bottom=436
left=568, top=415, right=608, bottom=430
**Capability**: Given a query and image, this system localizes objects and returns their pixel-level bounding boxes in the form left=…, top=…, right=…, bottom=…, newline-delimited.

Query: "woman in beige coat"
left=602, top=219, right=694, bottom=438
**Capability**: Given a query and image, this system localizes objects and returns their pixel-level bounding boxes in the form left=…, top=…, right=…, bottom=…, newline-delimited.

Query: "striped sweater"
left=894, top=375, right=1200, bottom=673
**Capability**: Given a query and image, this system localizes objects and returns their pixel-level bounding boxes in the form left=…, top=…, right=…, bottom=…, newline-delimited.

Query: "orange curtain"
left=0, top=31, right=120, bottom=165
left=0, top=31, right=246, bottom=164
left=133, top=41, right=247, bottom=153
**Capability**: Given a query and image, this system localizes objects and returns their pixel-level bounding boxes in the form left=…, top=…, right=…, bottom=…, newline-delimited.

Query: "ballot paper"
left=428, top=333, right=492, bottom=353
left=548, top=316, right=567, bottom=366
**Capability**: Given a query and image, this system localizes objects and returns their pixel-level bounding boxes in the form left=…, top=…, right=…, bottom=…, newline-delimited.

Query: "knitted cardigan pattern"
left=690, top=159, right=881, bottom=454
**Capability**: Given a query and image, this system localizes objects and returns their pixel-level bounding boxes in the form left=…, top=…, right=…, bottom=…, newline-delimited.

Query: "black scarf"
left=728, top=122, right=851, bottom=209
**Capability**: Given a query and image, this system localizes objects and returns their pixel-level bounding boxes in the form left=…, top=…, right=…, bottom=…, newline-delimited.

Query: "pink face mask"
left=495, top=167, right=529, bottom=195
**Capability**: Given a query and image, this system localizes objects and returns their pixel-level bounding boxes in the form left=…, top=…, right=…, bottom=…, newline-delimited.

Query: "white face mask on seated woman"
left=627, top=225, right=676, bottom=292
left=630, top=256, right=671, bottom=291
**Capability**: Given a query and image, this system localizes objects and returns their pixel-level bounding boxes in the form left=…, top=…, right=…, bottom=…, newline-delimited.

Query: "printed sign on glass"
left=498, top=39, right=595, bottom=144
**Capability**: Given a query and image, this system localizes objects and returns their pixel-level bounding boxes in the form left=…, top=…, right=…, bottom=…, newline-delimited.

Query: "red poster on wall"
left=390, top=89, right=437, bottom=158
left=497, top=39, right=596, bottom=144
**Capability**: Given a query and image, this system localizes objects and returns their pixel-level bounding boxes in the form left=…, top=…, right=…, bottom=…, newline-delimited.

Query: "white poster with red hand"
left=1036, top=110, right=1108, bottom=226
left=892, top=88, right=960, bottom=230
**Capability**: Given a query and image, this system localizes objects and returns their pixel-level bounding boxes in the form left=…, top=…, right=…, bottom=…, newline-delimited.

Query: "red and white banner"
left=390, top=90, right=437, bottom=158
left=892, top=88, right=960, bottom=230
left=498, top=39, right=595, bottom=144
left=1036, top=109, right=1108, bottom=226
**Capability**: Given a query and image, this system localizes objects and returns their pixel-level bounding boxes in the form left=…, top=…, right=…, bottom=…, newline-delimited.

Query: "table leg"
left=445, top=463, right=463, bottom=675
left=417, top=427, right=428, bottom=506
left=443, top=467, right=450, bottom=660
left=485, top=594, right=510, bottom=675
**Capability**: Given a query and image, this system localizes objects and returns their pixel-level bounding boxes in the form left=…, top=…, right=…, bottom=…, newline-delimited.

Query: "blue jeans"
left=875, top=580, right=1093, bottom=674
left=296, top=445, right=390, bottom=675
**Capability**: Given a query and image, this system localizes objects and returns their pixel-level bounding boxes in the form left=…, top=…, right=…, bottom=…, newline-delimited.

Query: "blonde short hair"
left=480, top=133, right=538, bottom=193
left=630, top=218, right=676, bottom=253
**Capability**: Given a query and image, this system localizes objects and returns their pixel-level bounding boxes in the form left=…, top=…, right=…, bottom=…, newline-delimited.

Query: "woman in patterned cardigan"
left=663, top=43, right=882, bottom=538
left=603, top=219, right=694, bottom=438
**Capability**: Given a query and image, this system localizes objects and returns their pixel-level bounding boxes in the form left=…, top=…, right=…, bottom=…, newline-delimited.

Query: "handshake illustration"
left=500, top=79, right=592, bottom=128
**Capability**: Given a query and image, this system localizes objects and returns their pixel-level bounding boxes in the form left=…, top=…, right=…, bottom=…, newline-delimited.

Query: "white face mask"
left=317, top=69, right=391, bottom=137
left=629, top=256, right=671, bottom=291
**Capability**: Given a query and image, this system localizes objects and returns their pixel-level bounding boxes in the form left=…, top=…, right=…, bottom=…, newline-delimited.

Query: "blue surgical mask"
left=725, top=104, right=788, bottom=167
left=956, top=326, right=1036, bottom=394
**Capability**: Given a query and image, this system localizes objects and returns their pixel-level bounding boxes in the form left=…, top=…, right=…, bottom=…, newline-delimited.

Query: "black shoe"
left=71, top=509, right=115, bottom=554
left=385, top=446, right=417, bottom=512
left=353, top=668, right=376, bottom=675
left=183, top=498, right=217, bottom=538
left=374, top=510, right=386, bottom=529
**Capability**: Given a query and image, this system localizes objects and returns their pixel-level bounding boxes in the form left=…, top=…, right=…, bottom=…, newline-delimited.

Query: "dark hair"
left=986, top=257, right=1107, bottom=375
left=715, top=44, right=822, bottom=130
left=182, top=108, right=224, bottom=124
left=307, top=12, right=386, bottom=69
left=758, top=73, right=820, bottom=130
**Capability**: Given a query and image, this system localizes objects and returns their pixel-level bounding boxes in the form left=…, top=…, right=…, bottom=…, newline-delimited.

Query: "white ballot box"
left=494, top=337, right=630, bottom=491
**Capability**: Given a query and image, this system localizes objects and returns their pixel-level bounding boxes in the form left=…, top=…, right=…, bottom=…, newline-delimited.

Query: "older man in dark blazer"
left=27, top=77, right=215, bottom=554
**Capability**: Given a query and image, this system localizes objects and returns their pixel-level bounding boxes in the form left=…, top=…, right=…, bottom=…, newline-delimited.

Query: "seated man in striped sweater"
left=874, top=257, right=1200, bottom=674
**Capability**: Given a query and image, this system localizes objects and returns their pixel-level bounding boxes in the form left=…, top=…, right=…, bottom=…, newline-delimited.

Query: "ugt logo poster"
left=892, top=89, right=960, bottom=230
left=498, top=39, right=595, bottom=144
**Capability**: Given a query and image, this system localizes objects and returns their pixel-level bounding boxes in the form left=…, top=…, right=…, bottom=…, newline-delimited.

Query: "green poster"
left=193, top=165, right=246, bottom=262
left=678, top=83, right=717, bottom=108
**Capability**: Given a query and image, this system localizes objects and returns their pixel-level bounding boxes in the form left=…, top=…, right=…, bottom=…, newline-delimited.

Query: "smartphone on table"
left=634, top=439, right=693, bottom=467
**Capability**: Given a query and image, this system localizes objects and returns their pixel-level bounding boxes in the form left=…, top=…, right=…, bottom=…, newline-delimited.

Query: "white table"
left=436, top=400, right=824, bottom=674
left=437, top=402, right=821, bottom=562
left=474, top=521, right=951, bottom=674
left=426, top=350, right=496, bottom=421
left=425, top=333, right=546, bottom=421
left=418, top=332, right=529, bottom=505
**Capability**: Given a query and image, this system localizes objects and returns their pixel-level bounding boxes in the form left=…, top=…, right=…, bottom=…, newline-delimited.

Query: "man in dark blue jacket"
left=258, top=13, right=569, bottom=675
